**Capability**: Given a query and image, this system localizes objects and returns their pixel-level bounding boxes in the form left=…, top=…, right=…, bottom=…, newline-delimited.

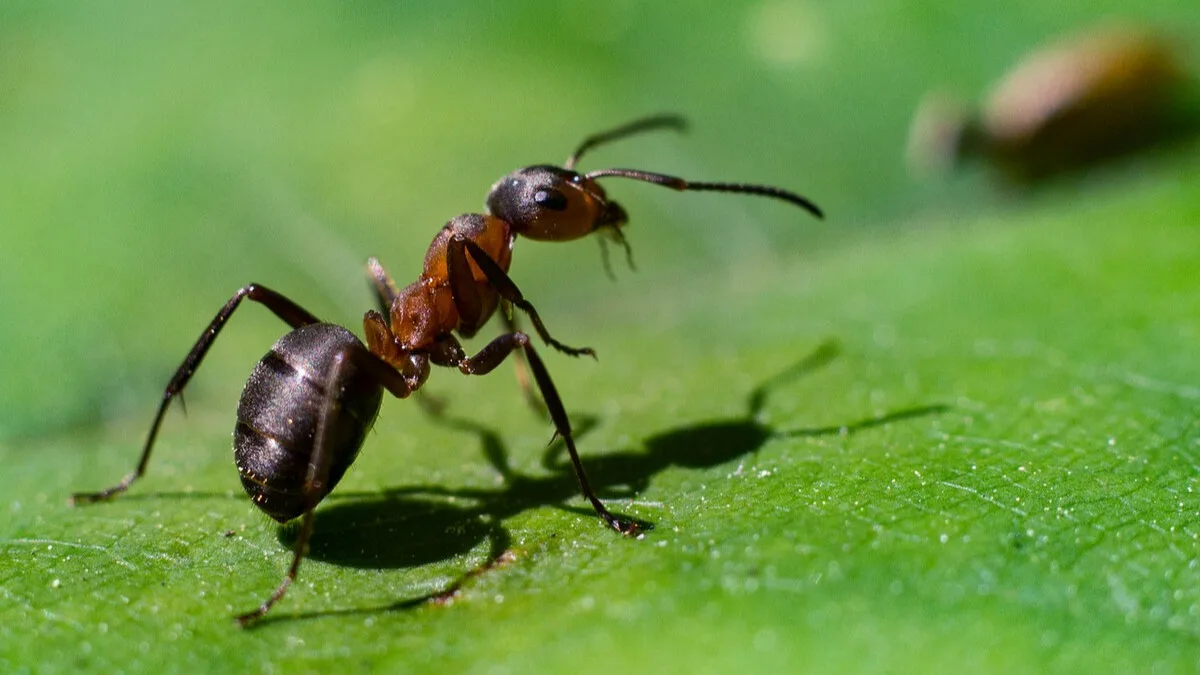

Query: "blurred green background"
left=3, top=1, right=1200, bottom=673
left=2, top=1, right=1196, bottom=437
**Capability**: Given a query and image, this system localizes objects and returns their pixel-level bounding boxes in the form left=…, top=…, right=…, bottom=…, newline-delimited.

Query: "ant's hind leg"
left=236, top=345, right=416, bottom=626
left=72, top=284, right=322, bottom=505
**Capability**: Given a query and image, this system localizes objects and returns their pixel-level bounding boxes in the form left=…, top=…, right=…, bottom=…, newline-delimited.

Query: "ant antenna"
left=584, top=168, right=825, bottom=219
left=565, top=114, right=688, bottom=170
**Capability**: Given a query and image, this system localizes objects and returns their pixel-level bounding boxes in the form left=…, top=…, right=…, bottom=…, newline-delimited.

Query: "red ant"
left=72, top=114, right=823, bottom=625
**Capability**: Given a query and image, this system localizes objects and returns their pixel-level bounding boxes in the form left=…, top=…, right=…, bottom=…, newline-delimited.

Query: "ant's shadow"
left=293, top=340, right=946, bottom=580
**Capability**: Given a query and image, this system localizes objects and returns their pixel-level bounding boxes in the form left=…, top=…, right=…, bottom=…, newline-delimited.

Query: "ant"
left=71, top=114, right=823, bottom=626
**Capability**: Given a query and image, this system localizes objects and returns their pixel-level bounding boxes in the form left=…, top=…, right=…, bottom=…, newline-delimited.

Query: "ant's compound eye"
left=533, top=187, right=569, bottom=211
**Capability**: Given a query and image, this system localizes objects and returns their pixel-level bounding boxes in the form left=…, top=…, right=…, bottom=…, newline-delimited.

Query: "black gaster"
left=234, top=324, right=384, bottom=523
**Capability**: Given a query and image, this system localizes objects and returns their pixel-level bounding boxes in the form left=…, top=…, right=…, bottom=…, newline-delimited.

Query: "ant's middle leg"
left=447, top=235, right=596, bottom=360
left=430, top=333, right=638, bottom=535
left=363, top=309, right=441, bottom=415
left=72, top=284, right=322, bottom=504
left=366, top=257, right=400, bottom=315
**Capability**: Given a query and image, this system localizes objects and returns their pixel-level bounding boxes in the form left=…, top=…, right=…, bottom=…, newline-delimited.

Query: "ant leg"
left=453, top=237, right=597, bottom=359
left=500, top=307, right=546, bottom=417
left=366, top=257, right=400, bottom=315
left=433, top=333, right=638, bottom=535
left=236, top=505, right=314, bottom=627
left=444, top=235, right=486, bottom=334
left=237, top=345, right=418, bottom=626
left=443, top=234, right=592, bottom=358
left=364, top=309, right=437, bottom=413
left=72, top=284, right=322, bottom=505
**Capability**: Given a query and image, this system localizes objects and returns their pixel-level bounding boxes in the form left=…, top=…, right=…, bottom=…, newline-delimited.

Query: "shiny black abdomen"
left=234, top=324, right=383, bottom=523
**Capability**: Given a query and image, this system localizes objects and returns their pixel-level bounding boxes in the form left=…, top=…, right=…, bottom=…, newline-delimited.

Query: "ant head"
left=486, top=165, right=627, bottom=242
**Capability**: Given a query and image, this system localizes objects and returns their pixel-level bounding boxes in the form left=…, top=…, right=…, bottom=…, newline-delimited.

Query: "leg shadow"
left=260, top=338, right=948, bottom=625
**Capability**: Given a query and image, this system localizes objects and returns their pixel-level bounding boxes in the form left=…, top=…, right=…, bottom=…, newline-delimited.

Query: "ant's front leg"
left=500, top=306, right=547, bottom=417
left=448, top=236, right=596, bottom=360
left=430, top=333, right=640, bottom=535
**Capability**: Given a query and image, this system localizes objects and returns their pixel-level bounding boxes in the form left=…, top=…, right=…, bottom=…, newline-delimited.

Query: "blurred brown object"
left=909, top=23, right=1199, bottom=183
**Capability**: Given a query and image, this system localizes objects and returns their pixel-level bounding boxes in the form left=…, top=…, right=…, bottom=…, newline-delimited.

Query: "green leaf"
left=9, top=176, right=1200, bottom=673
left=3, top=1, right=1200, bottom=674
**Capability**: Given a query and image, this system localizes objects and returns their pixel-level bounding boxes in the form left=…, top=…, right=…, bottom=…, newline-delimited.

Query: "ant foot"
left=234, top=608, right=266, bottom=628
left=605, top=515, right=650, bottom=537
left=550, top=340, right=598, bottom=360
left=70, top=477, right=134, bottom=505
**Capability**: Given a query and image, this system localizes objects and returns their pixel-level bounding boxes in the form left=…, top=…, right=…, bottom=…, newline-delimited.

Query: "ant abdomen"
left=234, top=324, right=383, bottom=523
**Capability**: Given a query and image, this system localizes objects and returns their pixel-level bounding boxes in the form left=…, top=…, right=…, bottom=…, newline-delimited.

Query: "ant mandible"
left=71, top=114, right=823, bottom=626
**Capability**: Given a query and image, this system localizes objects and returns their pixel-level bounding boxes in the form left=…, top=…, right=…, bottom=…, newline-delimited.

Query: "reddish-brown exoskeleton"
left=72, top=114, right=823, bottom=626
